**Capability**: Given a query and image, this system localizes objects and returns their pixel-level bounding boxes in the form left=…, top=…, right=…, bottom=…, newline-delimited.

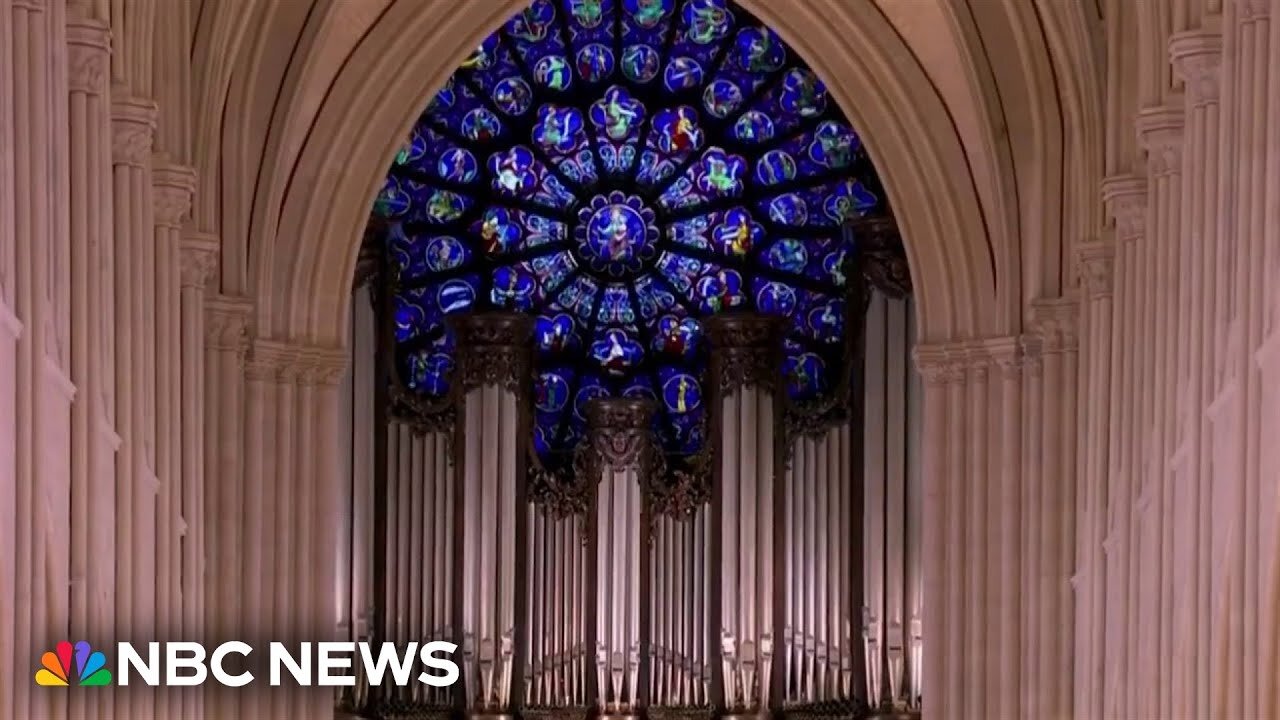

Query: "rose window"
left=371, top=0, right=886, bottom=468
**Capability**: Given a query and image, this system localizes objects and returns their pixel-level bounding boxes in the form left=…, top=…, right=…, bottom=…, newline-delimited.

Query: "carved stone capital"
left=1076, top=239, right=1116, bottom=297
left=181, top=231, right=220, bottom=289
left=706, top=313, right=783, bottom=394
left=449, top=311, right=533, bottom=393
left=296, top=346, right=349, bottom=386
left=245, top=340, right=302, bottom=383
left=1237, top=0, right=1270, bottom=21
left=585, top=397, right=659, bottom=473
left=1170, top=31, right=1222, bottom=105
left=1030, top=297, right=1079, bottom=354
left=982, top=337, right=1023, bottom=381
left=1136, top=104, right=1185, bottom=176
left=66, top=17, right=110, bottom=95
left=245, top=338, right=344, bottom=385
left=153, top=161, right=196, bottom=228
left=1101, top=174, right=1148, bottom=243
left=205, top=295, right=252, bottom=357
left=912, top=344, right=968, bottom=386
left=1020, top=335, right=1045, bottom=379
left=111, top=95, right=157, bottom=167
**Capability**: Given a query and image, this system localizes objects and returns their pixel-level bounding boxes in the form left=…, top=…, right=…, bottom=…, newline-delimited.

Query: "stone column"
left=179, top=232, right=218, bottom=720
left=66, top=14, right=114, bottom=720
left=1099, top=173, right=1147, bottom=720
left=706, top=313, right=779, bottom=719
left=451, top=311, right=532, bottom=717
left=111, top=89, right=158, bottom=720
left=909, top=344, right=965, bottom=720
left=9, top=0, right=56, bottom=717
left=1072, top=237, right=1116, bottom=720
left=239, top=338, right=348, bottom=719
left=1135, top=99, right=1184, bottom=720
left=1258, top=0, right=1280, bottom=713
left=1168, top=27, right=1223, bottom=720
left=1029, top=298, right=1080, bottom=720
left=582, top=398, right=659, bottom=717
left=152, top=160, right=194, bottom=719
left=202, top=294, right=250, bottom=720
left=0, top=0, right=16, bottom=712
left=989, top=339, right=1023, bottom=720
left=1205, top=6, right=1273, bottom=717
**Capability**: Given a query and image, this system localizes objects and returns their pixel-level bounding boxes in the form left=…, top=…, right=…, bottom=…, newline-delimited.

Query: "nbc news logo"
left=35, top=640, right=460, bottom=688
left=35, top=642, right=112, bottom=687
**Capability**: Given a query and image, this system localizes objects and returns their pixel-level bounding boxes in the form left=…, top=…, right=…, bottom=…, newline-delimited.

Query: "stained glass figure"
left=374, top=0, right=885, bottom=464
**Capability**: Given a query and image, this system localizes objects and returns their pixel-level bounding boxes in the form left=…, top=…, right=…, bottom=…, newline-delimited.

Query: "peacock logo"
left=35, top=641, right=113, bottom=687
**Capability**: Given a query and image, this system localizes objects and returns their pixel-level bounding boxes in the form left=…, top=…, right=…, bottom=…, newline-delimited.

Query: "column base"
left=721, top=713, right=769, bottom=720
left=467, top=714, right=515, bottom=720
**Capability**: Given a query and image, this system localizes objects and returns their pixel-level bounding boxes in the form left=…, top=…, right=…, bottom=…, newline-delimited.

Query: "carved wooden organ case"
left=339, top=218, right=918, bottom=720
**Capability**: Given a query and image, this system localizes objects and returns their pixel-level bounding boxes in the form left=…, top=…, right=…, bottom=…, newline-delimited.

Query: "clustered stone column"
left=178, top=232, right=218, bottom=720
left=237, top=339, right=348, bottom=719
left=706, top=313, right=780, bottom=719
left=1071, top=234, right=1116, bottom=720
left=66, top=11, right=116, bottom=720
left=0, top=0, right=15, bottom=703
left=152, top=159, right=196, bottom=720
left=1074, top=2, right=1280, bottom=718
left=1097, top=174, right=1147, bottom=720
left=8, top=1, right=64, bottom=719
left=452, top=311, right=532, bottom=717
left=201, top=293, right=250, bottom=720
left=110, top=86, right=159, bottom=720
left=913, top=324, right=1076, bottom=720
left=583, top=398, right=660, bottom=717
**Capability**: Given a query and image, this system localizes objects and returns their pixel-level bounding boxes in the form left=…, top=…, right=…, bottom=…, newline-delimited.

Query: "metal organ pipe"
left=582, top=398, right=656, bottom=718
left=525, top=501, right=590, bottom=712
left=452, top=313, right=531, bottom=717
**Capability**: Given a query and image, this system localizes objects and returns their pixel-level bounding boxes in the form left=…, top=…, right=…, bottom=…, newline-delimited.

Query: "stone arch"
left=248, top=0, right=1008, bottom=348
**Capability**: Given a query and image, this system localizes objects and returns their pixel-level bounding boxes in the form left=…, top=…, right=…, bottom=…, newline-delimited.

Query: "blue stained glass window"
left=375, top=0, right=884, bottom=465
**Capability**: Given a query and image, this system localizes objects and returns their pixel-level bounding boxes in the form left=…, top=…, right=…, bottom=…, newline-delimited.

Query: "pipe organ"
left=706, top=315, right=781, bottom=718
left=451, top=313, right=532, bottom=716
left=339, top=282, right=922, bottom=720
